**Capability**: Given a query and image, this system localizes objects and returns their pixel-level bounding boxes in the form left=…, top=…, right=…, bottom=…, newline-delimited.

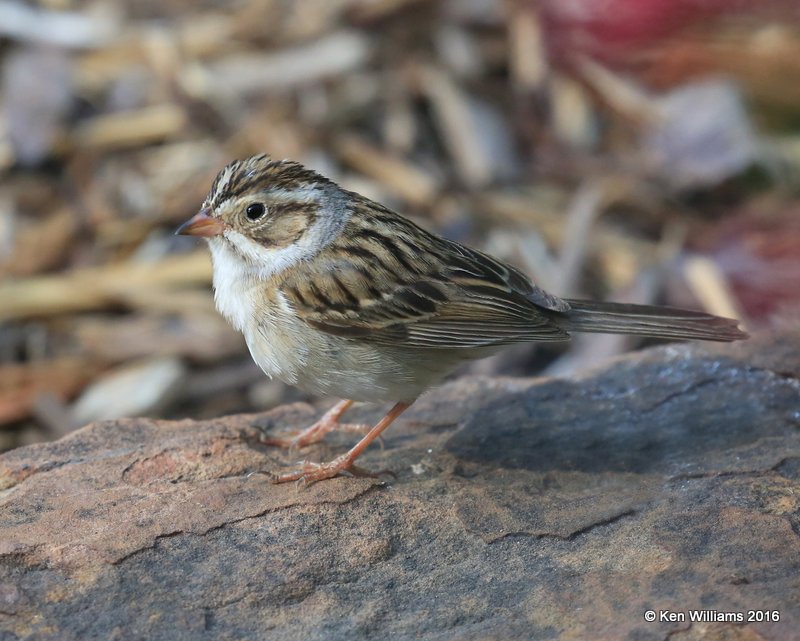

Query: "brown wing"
left=278, top=202, right=571, bottom=348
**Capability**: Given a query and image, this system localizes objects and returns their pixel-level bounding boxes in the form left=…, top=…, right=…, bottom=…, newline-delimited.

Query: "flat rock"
left=1, top=332, right=799, bottom=641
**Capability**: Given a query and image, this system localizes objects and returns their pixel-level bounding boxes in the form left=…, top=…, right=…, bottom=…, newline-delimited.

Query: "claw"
left=267, top=401, right=412, bottom=486
left=269, top=456, right=392, bottom=487
left=270, top=457, right=348, bottom=486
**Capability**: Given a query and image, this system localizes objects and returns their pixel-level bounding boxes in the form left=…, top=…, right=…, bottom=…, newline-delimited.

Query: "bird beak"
left=175, top=208, right=225, bottom=237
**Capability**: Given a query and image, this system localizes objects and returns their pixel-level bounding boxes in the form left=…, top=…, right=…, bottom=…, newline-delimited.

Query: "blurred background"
left=1, top=0, right=799, bottom=450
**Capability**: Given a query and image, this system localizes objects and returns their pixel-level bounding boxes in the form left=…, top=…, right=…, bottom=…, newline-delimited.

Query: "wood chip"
left=334, top=134, right=439, bottom=207
left=73, top=104, right=187, bottom=151
left=0, top=359, right=94, bottom=426
left=0, top=209, right=77, bottom=277
left=550, top=72, right=595, bottom=148
left=477, top=190, right=656, bottom=290
left=204, top=31, right=370, bottom=94
left=416, top=66, right=492, bottom=187
left=0, top=1, right=118, bottom=48
left=508, top=5, right=547, bottom=91
left=71, top=357, right=186, bottom=424
left=683, top=256, right=747, bottom=324
left=0, top=251, right=212, bottom=321
left=553, top=181, right=604, bottom=297
left=31, top=392, right=76, bottom=438
left=74, top=312, right=241, bottom=364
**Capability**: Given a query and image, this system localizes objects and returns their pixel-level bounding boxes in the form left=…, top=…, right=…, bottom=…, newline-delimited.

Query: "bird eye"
left=245, top=203, right=265, bottom=221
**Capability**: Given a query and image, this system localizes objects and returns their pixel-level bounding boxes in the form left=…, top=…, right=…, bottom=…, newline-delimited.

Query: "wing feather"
left=277, top=206, right=570, bottom=348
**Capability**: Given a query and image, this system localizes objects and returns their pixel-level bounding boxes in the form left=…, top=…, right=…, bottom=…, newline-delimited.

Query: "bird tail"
left=550, top=299, right=748, bottom=342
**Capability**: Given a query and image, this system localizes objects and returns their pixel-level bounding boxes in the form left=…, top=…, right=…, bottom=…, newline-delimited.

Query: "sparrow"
left=176, top=154, right=747, bottom=485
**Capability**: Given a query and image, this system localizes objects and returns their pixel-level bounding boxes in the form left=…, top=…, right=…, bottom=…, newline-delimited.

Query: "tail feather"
left=551, top=299, right=748, bottom=342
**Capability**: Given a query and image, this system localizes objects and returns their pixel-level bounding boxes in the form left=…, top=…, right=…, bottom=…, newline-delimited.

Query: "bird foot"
left=270, top=454, right=393, bottom=488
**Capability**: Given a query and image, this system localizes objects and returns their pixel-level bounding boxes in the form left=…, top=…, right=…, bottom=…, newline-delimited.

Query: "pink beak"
left=175, top=208, right=225, bottom=237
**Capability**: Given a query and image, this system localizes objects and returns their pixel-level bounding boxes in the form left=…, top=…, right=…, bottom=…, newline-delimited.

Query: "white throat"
left=207, top=185, right=349, bottom=332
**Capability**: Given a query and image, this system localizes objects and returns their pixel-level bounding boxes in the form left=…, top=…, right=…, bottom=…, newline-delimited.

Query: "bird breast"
left=207, top=236, right=482, bottom=403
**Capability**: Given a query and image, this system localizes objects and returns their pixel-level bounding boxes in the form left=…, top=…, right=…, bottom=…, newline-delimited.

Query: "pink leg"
left=263, top=399, right=369, bottom=451
left=271, top=401, right=411, bottom=486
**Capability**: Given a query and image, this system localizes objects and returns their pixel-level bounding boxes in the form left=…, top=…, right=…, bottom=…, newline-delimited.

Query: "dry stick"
left=553, top=180, right=604, bottom=298
left=0, top=251, right=212, bottom=321
left=477, top=191, right=655, bottom=292
left=683, top=256, right=748, bottom=327
left=334, top=134, right=439, bottom=207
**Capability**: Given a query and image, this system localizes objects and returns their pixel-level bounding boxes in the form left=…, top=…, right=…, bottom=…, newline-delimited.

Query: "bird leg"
left=262, top=399, right=370, bottom=451
left=271, top=401, right=411, bottom=486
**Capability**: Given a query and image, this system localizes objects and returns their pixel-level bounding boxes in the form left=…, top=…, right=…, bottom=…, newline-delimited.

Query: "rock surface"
left=1, top=332, right=799, bottom=641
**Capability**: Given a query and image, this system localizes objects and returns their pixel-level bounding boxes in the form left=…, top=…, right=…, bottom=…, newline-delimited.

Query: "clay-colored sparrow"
left=177, top=154, right=746, bottom=485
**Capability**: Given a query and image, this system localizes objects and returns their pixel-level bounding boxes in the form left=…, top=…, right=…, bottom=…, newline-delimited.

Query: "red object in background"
left=692, top=210, right=800, bottom=321
left=538, top=0, right=800, bottom=66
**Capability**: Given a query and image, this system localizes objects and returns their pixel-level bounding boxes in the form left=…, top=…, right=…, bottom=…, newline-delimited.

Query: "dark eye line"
left=246, top=203, right=266, bottom=221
